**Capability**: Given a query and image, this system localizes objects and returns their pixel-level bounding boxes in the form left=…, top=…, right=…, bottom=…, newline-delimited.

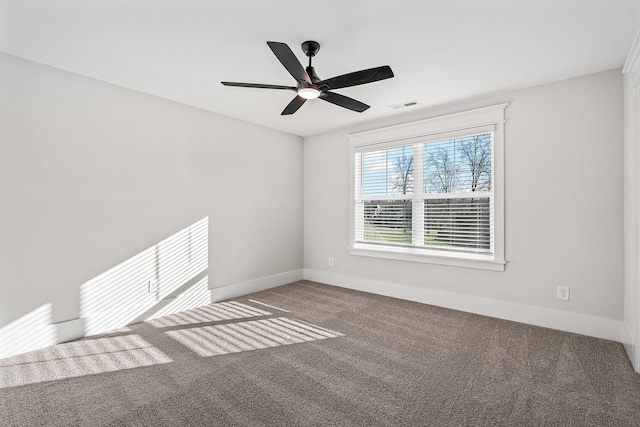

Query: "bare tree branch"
left=390, top=156, right=413, bottom=194
left=425, top=147, right=455, bottom=193
left=458, top=135, right=491, bottom=192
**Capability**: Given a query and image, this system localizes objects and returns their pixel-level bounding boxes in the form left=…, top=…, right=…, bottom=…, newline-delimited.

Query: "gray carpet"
left=1, top=280, right=639, bottom=426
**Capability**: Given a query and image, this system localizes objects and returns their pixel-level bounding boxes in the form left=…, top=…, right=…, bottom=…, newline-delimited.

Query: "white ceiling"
left=1, top=1, right=639, bottom=137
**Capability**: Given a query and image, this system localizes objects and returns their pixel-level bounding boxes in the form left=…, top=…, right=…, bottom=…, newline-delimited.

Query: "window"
left=349, top=105, right=506, bottom=271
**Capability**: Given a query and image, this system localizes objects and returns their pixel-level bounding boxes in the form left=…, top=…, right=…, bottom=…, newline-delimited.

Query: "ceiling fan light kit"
left=298, top=87, right=321, bottom=99
left=221, top=40, right=394, bottom=115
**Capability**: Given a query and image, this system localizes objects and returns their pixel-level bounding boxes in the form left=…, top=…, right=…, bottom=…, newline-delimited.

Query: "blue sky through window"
left=362, top=145, right=413, bottom=196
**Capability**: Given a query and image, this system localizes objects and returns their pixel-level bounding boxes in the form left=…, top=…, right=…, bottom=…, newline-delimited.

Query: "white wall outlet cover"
left=557, top=286, right=570, bottom=301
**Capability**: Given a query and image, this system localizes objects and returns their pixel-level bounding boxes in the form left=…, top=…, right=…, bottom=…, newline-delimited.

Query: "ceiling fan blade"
left=320, top=91, right=370, bottom=112
left=221, top=81, right=296, bottom=91
left=267, top=41, right=312, bottom=85
left=319, top=65, right=394, bottom=90
left=281, top=96, right=307, bottom=115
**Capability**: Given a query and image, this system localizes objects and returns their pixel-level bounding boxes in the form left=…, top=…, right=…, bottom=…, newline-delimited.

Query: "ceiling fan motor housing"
left=305, top=66, right=322, bottom=85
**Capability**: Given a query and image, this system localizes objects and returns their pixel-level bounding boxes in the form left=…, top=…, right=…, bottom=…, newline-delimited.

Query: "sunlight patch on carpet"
left=247, top=299, right=290, bottom=313
left=165, top=317, right=343, bottom=357
left=0, top=335, right=172, bottom=389
left=147, top=301, right=271, bottom=328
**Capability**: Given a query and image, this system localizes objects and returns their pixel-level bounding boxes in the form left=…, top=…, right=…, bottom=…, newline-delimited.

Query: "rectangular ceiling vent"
left=389, top=100, right=419, bottom=110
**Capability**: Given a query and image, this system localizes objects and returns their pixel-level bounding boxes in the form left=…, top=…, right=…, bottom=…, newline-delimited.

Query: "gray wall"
left=304, top=69, right=624, bottom=326
left=0, top=53, right=303, bottom=348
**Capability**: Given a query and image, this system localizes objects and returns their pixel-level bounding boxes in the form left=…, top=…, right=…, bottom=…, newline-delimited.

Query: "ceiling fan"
left=221, top=40, right=394, bottom=115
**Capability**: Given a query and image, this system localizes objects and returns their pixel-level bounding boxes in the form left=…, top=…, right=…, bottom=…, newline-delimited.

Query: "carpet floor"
left=1, top=280, right=639, bottom=426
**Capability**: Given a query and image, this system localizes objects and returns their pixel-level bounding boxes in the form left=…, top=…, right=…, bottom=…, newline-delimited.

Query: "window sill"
left=349, top=244, right=505, bottom=271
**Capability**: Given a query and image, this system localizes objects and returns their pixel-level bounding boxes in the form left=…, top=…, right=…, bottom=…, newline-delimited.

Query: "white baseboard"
left=622, top=321, right=638, bottom=371
left=211, top=269, right=304, bottom=302
left=304, top=269, right=623, bottom=342
left=55, top=318, right=85, bottom=344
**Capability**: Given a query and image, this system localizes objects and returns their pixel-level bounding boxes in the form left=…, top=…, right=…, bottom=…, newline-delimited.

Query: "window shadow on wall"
left=80, top=217, right=209, bottom=336
left=0, top=304, right=57, bottom=359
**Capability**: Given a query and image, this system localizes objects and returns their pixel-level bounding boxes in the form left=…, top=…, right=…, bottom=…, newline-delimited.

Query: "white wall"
left=0, top=53, right=303, bottom=356
left=304, top=69, right=624, bottom=341
left=623, top=29, right=640, bottom=371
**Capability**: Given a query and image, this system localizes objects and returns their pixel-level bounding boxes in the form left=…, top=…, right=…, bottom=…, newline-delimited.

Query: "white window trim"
left=348, top=104, right=507, bottom=271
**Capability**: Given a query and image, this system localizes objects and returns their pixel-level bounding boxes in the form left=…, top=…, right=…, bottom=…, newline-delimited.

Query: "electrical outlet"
left=557, top=286, right=570, bottom=301
left=148, top=279, right=159, bottom=293
left=328, top=257, right=334, bottom=267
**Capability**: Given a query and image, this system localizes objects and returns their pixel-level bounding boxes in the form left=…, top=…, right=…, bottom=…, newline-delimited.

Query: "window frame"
left=349, top=104, right=506, bottom=271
